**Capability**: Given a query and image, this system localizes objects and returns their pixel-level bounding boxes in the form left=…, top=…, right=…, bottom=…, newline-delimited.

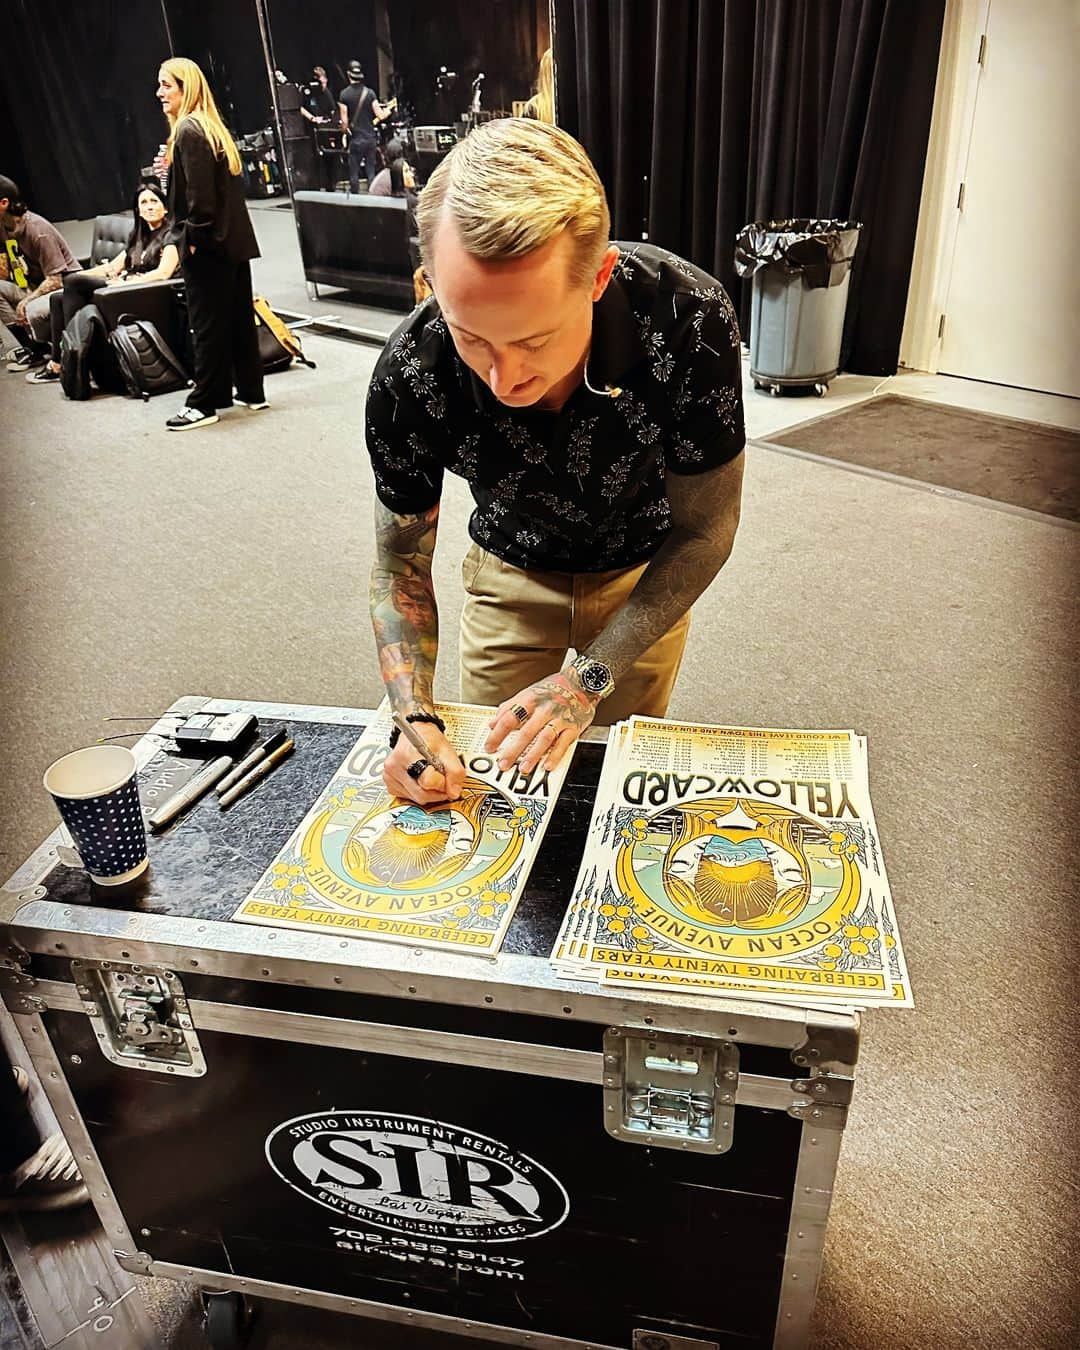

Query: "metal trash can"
left=735, top=218, right=862, bottom=396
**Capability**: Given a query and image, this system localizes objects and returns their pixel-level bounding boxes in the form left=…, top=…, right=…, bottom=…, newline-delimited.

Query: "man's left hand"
left=485, top=672, right=598, bottom=775
left=14, top=300, right=27, bottom=324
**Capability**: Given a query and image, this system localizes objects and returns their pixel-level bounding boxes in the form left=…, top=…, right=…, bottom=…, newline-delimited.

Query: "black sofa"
left=292, top=191, right=414, bottom=310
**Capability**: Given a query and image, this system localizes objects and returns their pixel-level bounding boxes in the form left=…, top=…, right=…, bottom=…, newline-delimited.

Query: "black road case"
left=1, top=699, right=859, bottom=1350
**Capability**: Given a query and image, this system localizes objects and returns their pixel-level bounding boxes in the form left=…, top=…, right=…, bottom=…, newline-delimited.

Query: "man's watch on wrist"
left=568, top=655, right=616, bottom=700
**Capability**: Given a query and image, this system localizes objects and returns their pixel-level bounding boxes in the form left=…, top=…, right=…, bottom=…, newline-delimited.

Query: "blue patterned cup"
left=43, top=746, right=148, bottom=886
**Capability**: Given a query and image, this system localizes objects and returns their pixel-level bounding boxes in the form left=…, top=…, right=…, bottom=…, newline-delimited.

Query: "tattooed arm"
left=370, top=499, right=465, bottom=802
left=486, top=452, right=744, bottom=774
left=588, top=450, right=744, bottom=676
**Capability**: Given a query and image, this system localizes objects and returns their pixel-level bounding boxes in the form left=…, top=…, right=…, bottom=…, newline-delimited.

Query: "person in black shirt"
left=302, top=67, right=340, bottom=191
left=303, top=66, right=337, bottom=123
left=338, top=60, right=392, bottom=193
left=157, top=57, right=264, bottom=430
left=366, top=120, right=745, bottom=806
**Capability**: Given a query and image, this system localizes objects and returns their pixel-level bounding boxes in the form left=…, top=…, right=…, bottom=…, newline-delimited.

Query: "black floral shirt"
left=364, top=242, right=745, bottom=573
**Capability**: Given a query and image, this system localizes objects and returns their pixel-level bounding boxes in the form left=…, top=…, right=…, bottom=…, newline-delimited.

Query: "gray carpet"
left=1, top=338, right=1078, bottom=1349
left=768, top=394, right=1080, bottom=521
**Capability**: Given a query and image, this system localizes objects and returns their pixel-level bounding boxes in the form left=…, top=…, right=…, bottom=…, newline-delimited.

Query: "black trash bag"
left=735, top=218, right=862, bottom=290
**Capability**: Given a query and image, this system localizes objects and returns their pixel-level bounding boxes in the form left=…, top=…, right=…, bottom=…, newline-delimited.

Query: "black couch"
left=292, top=191, right=414, bottom=310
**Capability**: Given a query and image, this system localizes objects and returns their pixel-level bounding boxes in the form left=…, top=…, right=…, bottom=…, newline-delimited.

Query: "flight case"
left=0, top=699, right=858, bottom=1350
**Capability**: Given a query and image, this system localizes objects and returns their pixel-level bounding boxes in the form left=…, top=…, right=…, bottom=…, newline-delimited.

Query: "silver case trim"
left=26, top=977, right=810, bottom=1112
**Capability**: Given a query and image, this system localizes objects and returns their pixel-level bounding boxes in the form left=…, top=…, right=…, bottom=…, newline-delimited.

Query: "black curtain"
left=0, top=0, right=173, bottom=221
left=553, top=0, right=946, bottom=375
left=260, top=1, right=377, bottom=104
left=388, top=0, right=549, bottom=127
left=0, top=0, right=276, bottom=224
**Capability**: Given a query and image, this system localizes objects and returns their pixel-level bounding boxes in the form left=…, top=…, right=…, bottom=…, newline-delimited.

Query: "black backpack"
left=59, top=304, right=124, bottom=400
left=108, top=316, right=190, bottom=400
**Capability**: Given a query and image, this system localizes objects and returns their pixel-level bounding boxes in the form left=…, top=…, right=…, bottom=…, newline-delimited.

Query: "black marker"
left=215, top=727, right=289, bottom=796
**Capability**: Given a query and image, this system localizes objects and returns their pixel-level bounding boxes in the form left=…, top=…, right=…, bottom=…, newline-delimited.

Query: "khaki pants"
left=459, top=543, right=690, bottom=727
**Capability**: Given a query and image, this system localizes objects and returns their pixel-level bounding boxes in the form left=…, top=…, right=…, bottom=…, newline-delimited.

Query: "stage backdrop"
left=0, top=0, right=274, bottom=224
left=553, top=0, right=946, bottom=375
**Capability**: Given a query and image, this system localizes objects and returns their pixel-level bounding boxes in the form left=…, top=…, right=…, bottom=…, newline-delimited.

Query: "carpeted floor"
left=1, top=338, right=1078, bottom=1349
left=767, top=394, right=1080, bottom=521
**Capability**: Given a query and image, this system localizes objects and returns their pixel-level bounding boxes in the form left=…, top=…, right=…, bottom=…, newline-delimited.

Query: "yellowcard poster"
left=233, top=702, right=572, bottom=954
left=553, top=716, right=912, bottom=1008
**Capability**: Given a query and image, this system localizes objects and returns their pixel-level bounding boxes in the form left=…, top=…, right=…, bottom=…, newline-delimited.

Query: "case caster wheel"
left=769, top=384, right=782, bottom=397
left=814, top=382, right=828, bottom=397
left=201, top=1291, right=254, bottom=1350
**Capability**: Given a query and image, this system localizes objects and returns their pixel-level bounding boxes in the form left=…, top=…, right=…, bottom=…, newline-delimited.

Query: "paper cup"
left=43, top=745, right=148, bottom=886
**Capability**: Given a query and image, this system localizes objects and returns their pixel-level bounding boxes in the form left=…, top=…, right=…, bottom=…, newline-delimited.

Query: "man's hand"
left=14, top=299, right=27, bottom=325
left=382, top=726, right=466, bottom=805
left=485, top=672, right=597, bottom=774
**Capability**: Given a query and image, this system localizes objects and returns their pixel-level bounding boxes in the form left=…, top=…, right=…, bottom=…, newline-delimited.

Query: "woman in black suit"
left=157, top=57, right=265, bottom=430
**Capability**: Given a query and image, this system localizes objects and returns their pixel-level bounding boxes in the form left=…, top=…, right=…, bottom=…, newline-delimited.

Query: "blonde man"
left=366, top=120, right=744, bottom=805
left=157, top=57, right=265, bottom=430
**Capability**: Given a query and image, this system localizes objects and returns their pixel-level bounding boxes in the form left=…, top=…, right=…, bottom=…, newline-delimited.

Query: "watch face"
left=579, top=661, right=612, bottom=694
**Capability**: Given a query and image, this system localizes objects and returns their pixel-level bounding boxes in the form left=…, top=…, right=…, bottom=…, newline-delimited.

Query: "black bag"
left=59, top=304, right=124, bottom=400
left=257, top=320, right=294, bottom=375
left=108, top=315, right=190, bottom=401
left=253, top=295, right=316, bottom=374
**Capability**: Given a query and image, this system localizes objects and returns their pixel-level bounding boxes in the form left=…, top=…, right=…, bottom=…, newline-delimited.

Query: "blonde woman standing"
left=157, top=57, right=265, bottom=430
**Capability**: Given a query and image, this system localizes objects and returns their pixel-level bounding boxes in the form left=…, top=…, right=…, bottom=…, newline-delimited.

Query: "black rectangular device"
left=173, top=711, right=259, bottom=755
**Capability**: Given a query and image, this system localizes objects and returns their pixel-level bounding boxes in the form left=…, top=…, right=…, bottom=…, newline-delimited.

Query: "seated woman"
left=28, top=181, right=180, bottom=385
left=368, top=139, right=415, bottom=198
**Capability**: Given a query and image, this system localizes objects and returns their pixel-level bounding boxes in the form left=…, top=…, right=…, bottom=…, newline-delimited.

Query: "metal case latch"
left=603, top=1027, right=738, bottom=1153
left=73, top=960, right=205, bottom=1077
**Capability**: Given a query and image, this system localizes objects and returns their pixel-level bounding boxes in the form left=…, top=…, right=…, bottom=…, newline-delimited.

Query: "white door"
left=938, top=0, right=1080, bottom=397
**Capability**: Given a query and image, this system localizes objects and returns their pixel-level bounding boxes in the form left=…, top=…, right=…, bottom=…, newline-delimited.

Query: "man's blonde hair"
left=161, top=57, right=242, bottom=176
left=417, top=119, right=610, bottom=291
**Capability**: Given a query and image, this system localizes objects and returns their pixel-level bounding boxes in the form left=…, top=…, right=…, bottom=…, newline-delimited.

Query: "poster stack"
left=552, top=717, right=912, bottom=1009
left=233, top=702, right=572, bottom=955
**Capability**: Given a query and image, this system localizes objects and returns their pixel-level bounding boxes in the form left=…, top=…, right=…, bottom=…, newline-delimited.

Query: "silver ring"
left=511, top=704, right=528, bottom=724
left=406, top=758, right=429, bottom=781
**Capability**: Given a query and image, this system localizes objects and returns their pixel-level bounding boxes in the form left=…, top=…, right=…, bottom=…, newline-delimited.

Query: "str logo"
left=265, top=1112, right=569, bottom=1244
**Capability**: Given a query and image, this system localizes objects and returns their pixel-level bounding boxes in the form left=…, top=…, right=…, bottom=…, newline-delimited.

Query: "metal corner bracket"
left=115, top=1250, right=154, bottom=1275
left=790, top=1020, right=859, bottom=1075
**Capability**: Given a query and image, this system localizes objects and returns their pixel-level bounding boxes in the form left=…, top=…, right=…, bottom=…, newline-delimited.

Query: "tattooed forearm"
left=28, top=274, right=64, bottom=302
left=369, top=500, right=441, bottom=714
left=588, top=452, right=744, bottom=679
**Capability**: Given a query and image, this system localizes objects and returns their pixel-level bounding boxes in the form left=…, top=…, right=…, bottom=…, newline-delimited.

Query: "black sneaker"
left=166, top=407, right=220, bottom=431
left=5, top=347, right=43, bottom=371
left=26, top=364, right=61, bottom=385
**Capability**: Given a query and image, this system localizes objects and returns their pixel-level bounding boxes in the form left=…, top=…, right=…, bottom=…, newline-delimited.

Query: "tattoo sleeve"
left=369, top=499, right=441, bottom=715
left=587, top=451, right=745, bottom=679
left=27, top=274, right=64, bottom=302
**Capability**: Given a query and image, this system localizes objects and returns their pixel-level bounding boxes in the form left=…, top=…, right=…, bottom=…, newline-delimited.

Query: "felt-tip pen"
left=216, top=727, right=289, bottom=795
left=219, top=738, right=295, bottom=809
left=148, top=755, right=234, bottom=831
